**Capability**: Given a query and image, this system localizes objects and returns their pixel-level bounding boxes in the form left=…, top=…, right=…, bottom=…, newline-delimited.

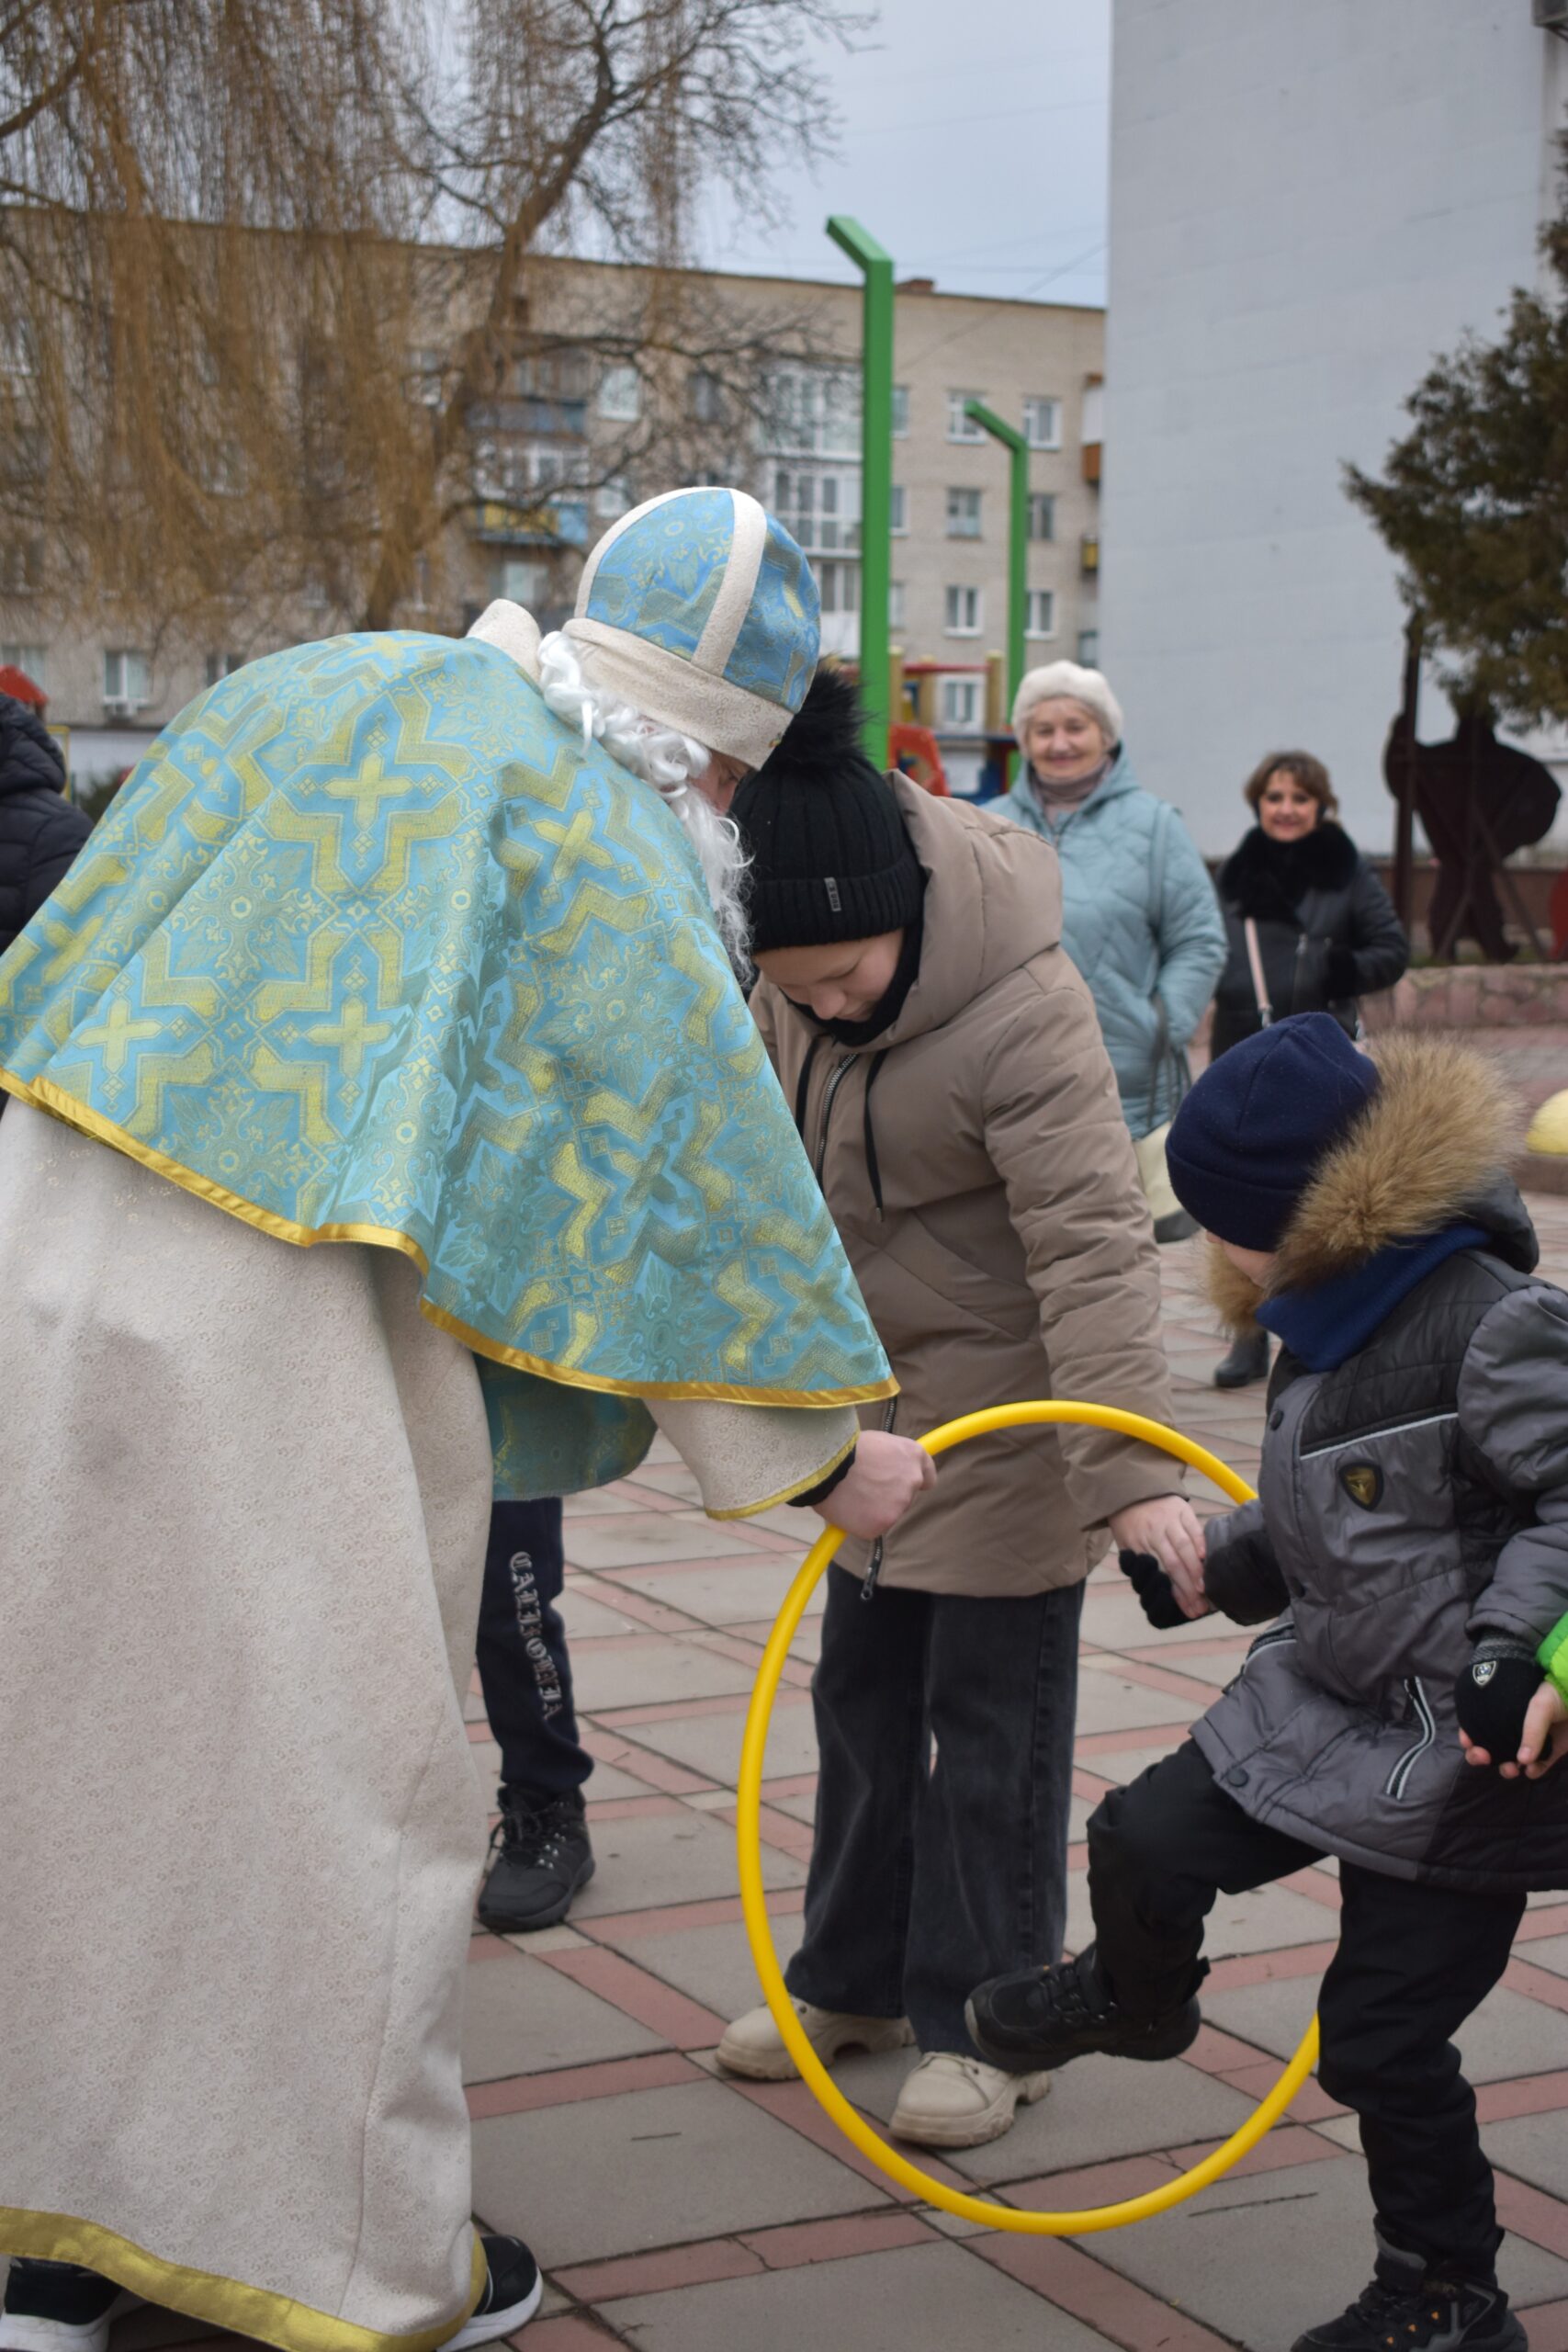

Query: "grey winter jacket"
left=1002, top=747, right=1225, bottom=1138
left=1192, top=1038, right=1568, bottom=1893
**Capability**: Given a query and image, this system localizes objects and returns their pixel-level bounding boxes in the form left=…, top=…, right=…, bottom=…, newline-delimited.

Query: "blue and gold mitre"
left=0, top=628, right=893, bottom=1493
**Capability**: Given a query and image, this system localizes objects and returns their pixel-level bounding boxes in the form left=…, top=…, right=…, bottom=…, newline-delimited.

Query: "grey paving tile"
left=1080, top=1584, right=1252, bottom=1650
left=609, top=1696, right=820, bottom=1784
left=471, top=2076, right=882, bottom=2261
left=1472, top=2109, right=1568, bottom=2199
left=564, top=1515, right=761, bottom=1569
left=830, top=2045, right=1257, bottom=2187
left=602, top=2238, right=1122, bottom=2352
left=1204, top=1974, right=1568, bottom=2084
left=1089, top=2143, right=1568, bottom=2352
left=603, top=1558, right=818, bottom=1626
left=462, top=1947, right=663, bottom=2081
left=1074, top=1661, right=1201, bottom=1736
left=570, top=1635, right=759, bottom=1713
left=555, top=1586, right=651, bottom=1639
left=609, top=1912, right=808, bottom=2026
left=570, top=1804, right=807, bottom=1919
left=1524, top=1930, right=1568, bottom=1974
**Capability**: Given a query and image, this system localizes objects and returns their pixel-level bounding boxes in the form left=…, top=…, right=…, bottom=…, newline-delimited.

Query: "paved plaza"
left=122, top=1197, right=1568, bottom=2352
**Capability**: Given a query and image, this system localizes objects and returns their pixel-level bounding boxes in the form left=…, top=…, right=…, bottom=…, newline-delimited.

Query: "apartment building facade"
left=1, top=256, right=1102, bottom=803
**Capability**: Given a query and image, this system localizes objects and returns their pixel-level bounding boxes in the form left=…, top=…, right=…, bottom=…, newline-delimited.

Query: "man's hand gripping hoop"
left=736, top=1401, right=1321, bottom=2236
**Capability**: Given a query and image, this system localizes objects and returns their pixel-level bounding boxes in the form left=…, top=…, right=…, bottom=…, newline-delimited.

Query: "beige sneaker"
left=888, top=2052, right=1051, bottom=2149
left=716, top=1997, right=916, bottom=2082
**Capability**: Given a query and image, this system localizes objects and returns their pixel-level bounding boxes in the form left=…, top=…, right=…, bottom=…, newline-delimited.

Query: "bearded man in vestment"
left=0, top=488, right=931, bottom=2352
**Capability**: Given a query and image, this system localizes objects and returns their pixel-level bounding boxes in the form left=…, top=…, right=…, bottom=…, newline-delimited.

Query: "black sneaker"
left=477, top=1792, right=594, bottom=1932
left=0, top=2261, right=142, bottom=2352
left=1294, top=2265, right=1524, bottom=2352
left=965, top=1944, right=1202, bottom=2075
left=447, top=2237, right=543, bottom=2347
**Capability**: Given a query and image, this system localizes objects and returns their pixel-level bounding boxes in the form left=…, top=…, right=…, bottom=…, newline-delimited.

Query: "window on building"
left=0, top=318, right=37, bottom=378
left=1081, top=378, right=1104, bottom=444
left=689, top=368, right=725, bottom=424
left=1023, top=396, right=1063, bottom=451
left=942, top=677, right=980, bottom=729
left=889, top=484, right=908, bottom=536
left=888, top=580, right=907, bottom=631
left=818, top=560, right=860, bottom=616
left=773, top=464, right=860, bottom=557
left=891, top=385, right=910, bottom=438
left=0, top=642, right=47, bottom=688
left=943, top=584, right=981, bottom=636
left=103, top=649, right=152, bottom=707
left=767, top=366, right=860, bottom=457
left=945, top=487, right=982, bottom=539
left=946, top=391, right=986, bottom=442
left=405, top=348, right=444, bottom=407
left=1025, top=589, right=1057, bottom=640
left=594, top=475, right=634, bottom=519
left=597, top=365, right=641, bottom=422
left=1028, top=493, right=1055, bottom=543
left=499, top=559, right=547, bottom=606
left=1077, top=628, right=1100, bottom=665
left=0, top=539, right=43, bottom=595
left=204, top=650, right=243, bottom=686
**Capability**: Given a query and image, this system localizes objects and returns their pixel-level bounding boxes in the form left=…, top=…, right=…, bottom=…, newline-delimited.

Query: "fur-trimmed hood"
left=1218, top=820, right=1360, bottom=922
left=1209, top=1033, right=1534, bottom=1329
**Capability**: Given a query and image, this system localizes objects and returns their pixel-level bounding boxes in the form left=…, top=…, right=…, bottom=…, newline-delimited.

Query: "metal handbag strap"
left=1244, top=917, right=1275, bottom=1026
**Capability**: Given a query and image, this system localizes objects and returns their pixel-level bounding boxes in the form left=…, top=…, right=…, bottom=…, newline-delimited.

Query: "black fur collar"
left=1220, top=821, right=1359, bottom=919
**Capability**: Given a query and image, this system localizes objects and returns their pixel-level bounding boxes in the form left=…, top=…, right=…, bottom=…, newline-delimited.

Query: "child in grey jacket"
left=967, top=1012, right=1568, bottom=2352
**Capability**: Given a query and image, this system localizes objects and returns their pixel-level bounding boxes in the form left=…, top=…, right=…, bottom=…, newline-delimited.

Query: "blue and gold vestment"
left=0, top=628, right=893, bottom=1492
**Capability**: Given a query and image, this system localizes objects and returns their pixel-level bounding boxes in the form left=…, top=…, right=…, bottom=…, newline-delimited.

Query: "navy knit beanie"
left=732, top=668, right=925, bottom=954
left=1165, top=1013, right=1380, bottom=1250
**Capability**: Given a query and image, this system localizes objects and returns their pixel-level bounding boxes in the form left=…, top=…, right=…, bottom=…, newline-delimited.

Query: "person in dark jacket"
left=968, top=1015, right=1567, bottom=2352
left=0, top=691, right=92, bottom=961
left=1209, top=752, right=1407, bottom=1388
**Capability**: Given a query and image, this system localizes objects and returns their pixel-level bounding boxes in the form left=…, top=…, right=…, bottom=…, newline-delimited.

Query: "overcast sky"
left=694, top=0, right=1110, bottom=308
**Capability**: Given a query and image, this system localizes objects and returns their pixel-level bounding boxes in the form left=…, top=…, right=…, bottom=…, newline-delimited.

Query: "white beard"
left=536, top=631, right=751, bottom=969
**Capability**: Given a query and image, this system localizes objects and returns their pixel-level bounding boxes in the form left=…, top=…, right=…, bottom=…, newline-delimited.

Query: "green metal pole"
left=964, top=399, right=1029, bottom=705
left=828, top=215, right=894, bottom=766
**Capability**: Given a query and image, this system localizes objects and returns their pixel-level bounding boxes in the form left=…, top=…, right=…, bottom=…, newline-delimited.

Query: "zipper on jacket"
left=814, top=1055, right=856, bottom=1182
left=861, top=1397, right=898, bottom=1602
left=1241, top=1623, right=1297, bottom=1670
left=1383, top=1677, right=1436, bottom=1802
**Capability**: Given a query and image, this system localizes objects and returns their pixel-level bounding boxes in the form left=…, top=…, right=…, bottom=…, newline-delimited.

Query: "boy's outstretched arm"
left=1455, top=1284, right=1568, bottom=1779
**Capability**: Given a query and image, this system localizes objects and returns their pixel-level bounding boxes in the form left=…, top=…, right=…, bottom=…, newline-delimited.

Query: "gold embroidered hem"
left=0, top=2216, right=486, bottom=2352
left=0, top=1069, right=897, bottom=1416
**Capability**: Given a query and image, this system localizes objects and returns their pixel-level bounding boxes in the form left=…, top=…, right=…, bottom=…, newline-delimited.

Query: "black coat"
left=1211, top=821, right=1407, bottom=1058
left=0, top=693, right=93, bottom=960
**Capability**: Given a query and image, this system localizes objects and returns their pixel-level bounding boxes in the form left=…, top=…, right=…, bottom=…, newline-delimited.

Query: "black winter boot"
left=965, top=1944, right=1202, bottom=2076
left=1213, top=1328, right=1270, bottom=1388
left=478, top=1790, right=594, bottom=1931
left=1292, top=2233, right=1524, bottom=2352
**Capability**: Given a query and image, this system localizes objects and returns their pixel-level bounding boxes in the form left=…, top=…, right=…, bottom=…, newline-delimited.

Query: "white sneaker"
left=717, top=1997, right=916, bottom=2081
left=0, top=2264, right=142, bottom=2352
left=888, top=2051, right=1051, bottom=2149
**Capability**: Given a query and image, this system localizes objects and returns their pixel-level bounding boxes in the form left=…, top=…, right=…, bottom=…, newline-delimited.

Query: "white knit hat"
left=1010, top=660, right=1123, bottom=749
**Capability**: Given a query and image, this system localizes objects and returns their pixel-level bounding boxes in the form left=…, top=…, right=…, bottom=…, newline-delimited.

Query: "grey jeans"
left=786, top=1565, right=1084, bottom=2054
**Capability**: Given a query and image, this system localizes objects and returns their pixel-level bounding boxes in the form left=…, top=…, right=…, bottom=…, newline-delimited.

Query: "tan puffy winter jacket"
left=750, top=776, right=1178, bottom=1597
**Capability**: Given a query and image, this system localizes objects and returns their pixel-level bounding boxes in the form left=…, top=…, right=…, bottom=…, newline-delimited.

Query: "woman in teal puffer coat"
left=1002, top=662, right=1224, bottom=1238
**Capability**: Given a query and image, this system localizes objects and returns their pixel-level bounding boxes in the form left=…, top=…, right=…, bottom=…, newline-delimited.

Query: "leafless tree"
left=0, top=0, right=863, bottom=650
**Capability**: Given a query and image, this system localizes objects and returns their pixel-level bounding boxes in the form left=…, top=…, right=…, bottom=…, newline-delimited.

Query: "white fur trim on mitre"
left=466, top=599, right=543, bottom=683
left=562, top=617, right=794, bottom=771
left=1010, top=659, right=1123, bottom=750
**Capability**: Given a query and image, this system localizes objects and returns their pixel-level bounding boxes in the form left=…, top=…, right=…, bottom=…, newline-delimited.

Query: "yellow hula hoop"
left=736, top=1400, right=1322, bottom=2235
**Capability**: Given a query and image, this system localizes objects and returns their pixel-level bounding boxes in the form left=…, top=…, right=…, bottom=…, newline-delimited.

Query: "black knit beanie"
left=732, top=668, right=926, bottom=954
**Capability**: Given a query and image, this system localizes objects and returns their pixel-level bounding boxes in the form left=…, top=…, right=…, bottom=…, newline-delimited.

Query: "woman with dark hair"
left=1209, top=751, right=1407, bottom=1385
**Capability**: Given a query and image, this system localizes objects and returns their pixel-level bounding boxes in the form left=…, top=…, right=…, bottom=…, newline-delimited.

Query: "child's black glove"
left=1118, top=1548, right=1187, bottom=1630
left=1453, top=1635, right=1541, bottom=1760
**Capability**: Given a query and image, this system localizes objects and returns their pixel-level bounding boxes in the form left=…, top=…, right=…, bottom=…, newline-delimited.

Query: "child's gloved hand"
left=1454, top=1636, right=1543, bottom=1769
left=1117, top=1549, right=1188, bottom=1631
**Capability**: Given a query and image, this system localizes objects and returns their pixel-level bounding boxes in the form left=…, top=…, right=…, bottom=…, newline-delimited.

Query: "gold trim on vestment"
left=0, top=1069, right=897, bottom=1410
left=705, top=1430, right=861, bottom=1521
left=0, top=2210, right=487, bottom=2352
